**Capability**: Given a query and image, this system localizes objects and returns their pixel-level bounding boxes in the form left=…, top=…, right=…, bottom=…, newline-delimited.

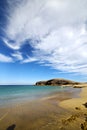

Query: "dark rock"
left=35, top=78, right=80, bottom=86
left=6, top=124, right=16, bottom=130
left=83, top=103, right=87, bottom=108
left=75, top=107, right=81, bottom=110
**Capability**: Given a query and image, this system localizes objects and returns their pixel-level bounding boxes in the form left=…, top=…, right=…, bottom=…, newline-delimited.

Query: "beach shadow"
left=6, top=124, right=16, bottom=130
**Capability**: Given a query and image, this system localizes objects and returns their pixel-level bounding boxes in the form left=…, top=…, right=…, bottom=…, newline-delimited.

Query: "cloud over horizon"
left=1, top=0, right=87, bottom=74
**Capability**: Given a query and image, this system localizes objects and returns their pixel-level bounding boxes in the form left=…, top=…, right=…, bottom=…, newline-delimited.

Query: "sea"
left=0, top=85, right=80, bottom=107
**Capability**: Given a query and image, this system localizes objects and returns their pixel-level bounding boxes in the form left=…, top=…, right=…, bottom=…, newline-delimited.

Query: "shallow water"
left=0, top=85, right=80, bottom=107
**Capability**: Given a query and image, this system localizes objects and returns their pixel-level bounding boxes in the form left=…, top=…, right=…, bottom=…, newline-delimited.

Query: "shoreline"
left=59, top=87, right=87, bottom=110
left=59, top=87, right=87, bottom=130
left=0, top=86, right=79, bottom=108
left=0, top=87, right=83, bottom=130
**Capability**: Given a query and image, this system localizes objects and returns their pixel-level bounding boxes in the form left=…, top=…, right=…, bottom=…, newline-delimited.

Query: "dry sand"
left=60, top=87, right=87, bottom=110
left=59, top=87, right=87, bottom=130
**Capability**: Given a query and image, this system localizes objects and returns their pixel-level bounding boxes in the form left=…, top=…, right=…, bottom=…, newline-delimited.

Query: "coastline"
left=0, top=87, right=83, bottom=130
left=59, top=87, right=87, bottom=130
left=60, top=87, right=87, bottom=110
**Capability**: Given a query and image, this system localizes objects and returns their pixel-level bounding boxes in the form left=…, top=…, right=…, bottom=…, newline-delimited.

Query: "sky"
left=0, top=0, right=87, bottom=84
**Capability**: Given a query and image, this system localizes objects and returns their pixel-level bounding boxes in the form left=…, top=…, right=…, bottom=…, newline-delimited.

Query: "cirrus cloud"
left=2, top=0, right=87, bottom=74
left=0, top=53, right=13, bottom=62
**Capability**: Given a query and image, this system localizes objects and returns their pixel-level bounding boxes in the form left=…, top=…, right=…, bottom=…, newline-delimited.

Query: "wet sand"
left=0, top=88, right=83, bottom=130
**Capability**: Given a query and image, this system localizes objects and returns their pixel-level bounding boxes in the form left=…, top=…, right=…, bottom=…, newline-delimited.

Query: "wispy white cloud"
left=22, top=56, right=37, bottom=63
left=0, top=53, right=13, bottom=62
left=30, top=25, right=87, bottom=74
left=3, top=0, right=87, bottom=74
left=6, top=0, right=87, bottom=42
left=11, top=52, right=23, bottom=61
left=3, top=38, right=20, bottom=50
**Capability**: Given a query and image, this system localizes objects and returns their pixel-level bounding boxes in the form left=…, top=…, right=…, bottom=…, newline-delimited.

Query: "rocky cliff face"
left=35, top=78, right=80, bottom=86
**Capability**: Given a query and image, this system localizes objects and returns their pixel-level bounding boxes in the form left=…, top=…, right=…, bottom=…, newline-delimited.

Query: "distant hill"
left=35, top=78, right=81, bottom=86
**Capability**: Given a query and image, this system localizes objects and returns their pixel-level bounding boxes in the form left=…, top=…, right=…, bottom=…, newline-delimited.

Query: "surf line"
left=0, top=112, right=9, bottom=122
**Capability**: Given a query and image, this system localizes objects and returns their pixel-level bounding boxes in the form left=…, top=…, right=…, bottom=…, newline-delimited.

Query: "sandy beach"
left=59, top=87, right=87, bottom=130
left=0, top=87, right=86, bottom=130
left=60, top=87, right=87, bottom=110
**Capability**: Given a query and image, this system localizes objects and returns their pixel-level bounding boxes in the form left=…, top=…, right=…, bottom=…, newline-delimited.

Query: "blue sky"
left=0, top=0, right=87, bottom=84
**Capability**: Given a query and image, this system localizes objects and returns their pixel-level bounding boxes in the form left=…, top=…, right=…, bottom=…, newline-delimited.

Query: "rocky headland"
left=35, top=78, right=87, bottom=88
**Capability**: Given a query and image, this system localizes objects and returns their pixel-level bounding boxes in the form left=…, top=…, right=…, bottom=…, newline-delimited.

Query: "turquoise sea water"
left=0, top=85, right=79, bottom=107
